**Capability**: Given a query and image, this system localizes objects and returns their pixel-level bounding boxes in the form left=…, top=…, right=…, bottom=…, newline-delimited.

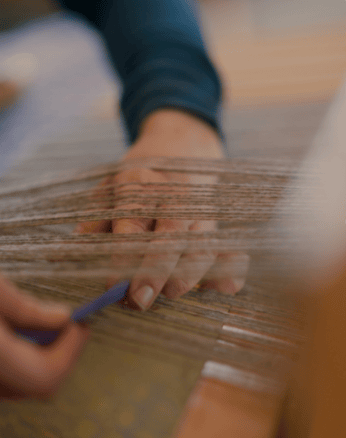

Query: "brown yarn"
left=0, top=156, right=309, bottom=393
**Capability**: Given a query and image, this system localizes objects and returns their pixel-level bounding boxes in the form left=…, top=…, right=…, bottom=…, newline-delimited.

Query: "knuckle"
left=184, top=250, right=214, bottom=267
left=159, top=219, right=186, bottom=232
left=168, top=278, right=190, bottom=298
left=197, top=249, right=215, bottom=260
left=176, top=278, right=190, bottom=294
left=128, top=219, right=151, bottom=233
left=116, top=218, right=151, bottom=233
left=189, top=220, right=216, bottom=232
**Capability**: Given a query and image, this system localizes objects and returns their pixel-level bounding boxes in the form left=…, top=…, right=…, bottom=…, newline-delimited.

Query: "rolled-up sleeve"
left=59, top=0, right=224, bottom=143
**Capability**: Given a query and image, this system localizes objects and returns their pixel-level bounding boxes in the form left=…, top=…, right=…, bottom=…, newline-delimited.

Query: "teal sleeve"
left=59, top=0, right=224, bottom=144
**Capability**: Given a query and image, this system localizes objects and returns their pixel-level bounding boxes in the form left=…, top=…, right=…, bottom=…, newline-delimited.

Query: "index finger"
left=0, top=274, right=71, bottom=329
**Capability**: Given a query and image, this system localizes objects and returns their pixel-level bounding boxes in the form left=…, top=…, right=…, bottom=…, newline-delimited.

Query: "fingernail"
left=233, top=278, right=246, bottom=293
left=132, top=286, right=154, bottom=310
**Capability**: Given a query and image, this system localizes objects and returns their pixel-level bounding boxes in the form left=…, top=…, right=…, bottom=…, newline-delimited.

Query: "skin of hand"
left=76, top=109, right=249, bottom=310
left=0, top=81, right=19, bottom=112
left=0, top=274, right=90, bottom=401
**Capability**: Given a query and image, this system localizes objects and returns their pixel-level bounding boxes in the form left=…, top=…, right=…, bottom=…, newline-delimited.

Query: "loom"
left=0, top=141, right=307, bottom=437
left=1, top=91, right=344, bottom=436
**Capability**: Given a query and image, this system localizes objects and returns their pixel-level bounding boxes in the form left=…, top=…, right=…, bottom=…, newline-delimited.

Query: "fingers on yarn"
left=128, top=218, right=191, bottom=310
left=203, top=253, right=250, bottom=295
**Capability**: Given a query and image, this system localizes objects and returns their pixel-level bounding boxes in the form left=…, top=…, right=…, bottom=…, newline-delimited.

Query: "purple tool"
left=15, top=280, right=130, bottom=346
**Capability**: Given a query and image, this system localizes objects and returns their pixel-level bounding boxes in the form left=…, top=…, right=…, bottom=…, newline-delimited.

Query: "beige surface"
left=200, top=0, right=346, bottom=106
left=214, top=25, right=346, bottom=106
left=173, top=377, right=280, bottom=438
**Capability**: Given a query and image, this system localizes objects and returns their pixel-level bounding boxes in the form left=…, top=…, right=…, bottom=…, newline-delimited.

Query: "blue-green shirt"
left=58, top=0, right=223, bottom=143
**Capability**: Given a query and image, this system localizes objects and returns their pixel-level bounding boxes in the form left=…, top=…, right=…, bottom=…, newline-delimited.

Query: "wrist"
left=139, top=108, right=216, bottom=137
left=132, top=108, right=225, bottom=159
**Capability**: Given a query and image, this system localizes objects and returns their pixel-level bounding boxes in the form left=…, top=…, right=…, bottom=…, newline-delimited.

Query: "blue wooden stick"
left=15, top=280, right=130, bottom=346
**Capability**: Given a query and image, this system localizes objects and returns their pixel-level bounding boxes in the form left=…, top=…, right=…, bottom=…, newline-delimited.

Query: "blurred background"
left=202, top=0, right=346, bottom=106
left=1, top=0, right=346, bottom=178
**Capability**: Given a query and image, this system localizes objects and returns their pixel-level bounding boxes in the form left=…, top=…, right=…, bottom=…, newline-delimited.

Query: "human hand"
left=76, top=109, right=249, bottom=310
left=0, top=80, right=19, bottom=112
left=0, top=274, right=90, bottom=401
